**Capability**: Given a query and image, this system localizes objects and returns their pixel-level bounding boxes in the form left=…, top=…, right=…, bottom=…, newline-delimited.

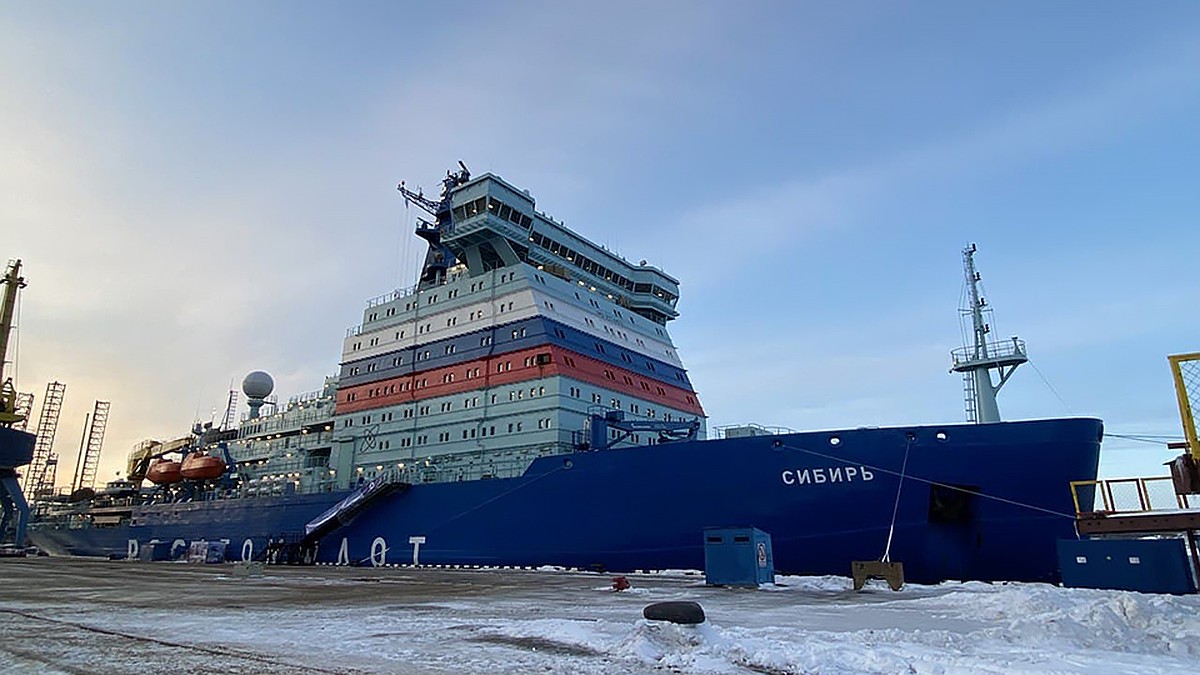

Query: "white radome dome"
left=242, top=371, right=274, bottom=399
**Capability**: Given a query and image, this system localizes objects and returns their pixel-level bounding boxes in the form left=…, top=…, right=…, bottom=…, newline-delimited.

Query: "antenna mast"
left=950, top=244, right=1027, bottom=423
left=396, top=162, right=471, bottom=289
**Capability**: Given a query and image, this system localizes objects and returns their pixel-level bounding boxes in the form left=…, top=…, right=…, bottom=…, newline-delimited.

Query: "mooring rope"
left=880, top=438, right=912, bottom=563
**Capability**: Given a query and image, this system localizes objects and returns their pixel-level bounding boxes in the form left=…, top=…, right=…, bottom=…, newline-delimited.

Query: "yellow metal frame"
left=1169, top=352, right=1200, bottom=461
left=1070, top=477, right=1194, bottom=515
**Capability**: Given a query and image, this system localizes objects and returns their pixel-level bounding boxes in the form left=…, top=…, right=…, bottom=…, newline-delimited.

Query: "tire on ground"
left=642, top=601, right=706, bottom=625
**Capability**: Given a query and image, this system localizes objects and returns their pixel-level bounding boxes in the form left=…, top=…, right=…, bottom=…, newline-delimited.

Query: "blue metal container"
left=1058, top=538, right=1197, bottom=594
left=703, top=527, right=774, bottom=586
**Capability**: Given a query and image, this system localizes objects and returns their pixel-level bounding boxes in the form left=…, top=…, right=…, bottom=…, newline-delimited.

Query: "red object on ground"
left=612, top=576, right=630, bottom=591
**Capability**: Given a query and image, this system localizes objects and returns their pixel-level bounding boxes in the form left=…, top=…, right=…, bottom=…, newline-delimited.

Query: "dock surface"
left=2, top=557, right=1197, bottom=673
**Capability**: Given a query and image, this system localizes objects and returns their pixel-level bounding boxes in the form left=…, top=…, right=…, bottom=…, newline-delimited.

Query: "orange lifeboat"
left=180, top=452, right=226, bottom=481
left=146, top=459, right=183, bottom=484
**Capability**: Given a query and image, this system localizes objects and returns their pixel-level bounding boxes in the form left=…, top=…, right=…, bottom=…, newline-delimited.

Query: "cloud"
left=0, top=3, right=738, bottom=484
left=646, top=31, right=1200, bottom=287
left=2, top=5, right=1196, bottom=488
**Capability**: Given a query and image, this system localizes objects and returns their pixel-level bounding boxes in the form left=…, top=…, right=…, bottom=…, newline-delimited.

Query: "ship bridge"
left=443, top=174, right=680, bottom=325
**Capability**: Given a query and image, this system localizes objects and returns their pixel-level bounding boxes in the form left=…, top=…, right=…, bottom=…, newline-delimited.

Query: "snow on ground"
left=2, top=562, right=1198, bottom=674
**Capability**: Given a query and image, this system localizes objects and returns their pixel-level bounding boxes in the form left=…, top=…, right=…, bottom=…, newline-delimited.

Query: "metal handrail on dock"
left=1070, top=476, right=1195, bottom=516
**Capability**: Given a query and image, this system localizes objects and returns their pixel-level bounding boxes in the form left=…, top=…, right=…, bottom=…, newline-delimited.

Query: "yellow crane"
left=125, top=436, right=195, bottom=483
left=0, top=260, right=27, bottom=427
left=1168, top=352, right=1200, bottom=493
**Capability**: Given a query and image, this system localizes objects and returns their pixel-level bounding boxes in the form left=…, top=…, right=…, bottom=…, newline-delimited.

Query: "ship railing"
left=243, top=458, right=309, bottom=477
left=287, top=388, right=332, bottom=408
left=363, top=284, right=418, bottom=310
left=382, top=453, right=542, bottom=485
left=1070, top=476, right=1195, bottom=516
left=239, top=413, right=333, bottom=437
left=951, top=338, right=1027, bottom=367
left=713, top=423, right=796, bottom=439
left=238, top=473, right=343, bottom=498
left=360, top=269, right=470, bottom=313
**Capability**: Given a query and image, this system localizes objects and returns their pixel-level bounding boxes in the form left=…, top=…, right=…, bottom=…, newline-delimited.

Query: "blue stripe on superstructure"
left=339, top=317, right=693, bottom=391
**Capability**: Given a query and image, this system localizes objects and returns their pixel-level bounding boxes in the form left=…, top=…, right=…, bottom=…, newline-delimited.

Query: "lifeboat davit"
left=146, top=459, right=183, bottom=485
left=180, top=452, right=226, bottom=481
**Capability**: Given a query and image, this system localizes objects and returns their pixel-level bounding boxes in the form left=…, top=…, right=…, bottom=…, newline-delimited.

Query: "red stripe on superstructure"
left=335, top=345, right=704, bottom=417
left=561, top=349, right=705, bottom=417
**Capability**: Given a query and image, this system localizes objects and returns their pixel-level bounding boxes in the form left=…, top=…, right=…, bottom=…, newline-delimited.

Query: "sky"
left=2, top=1, right=1198, bottom=488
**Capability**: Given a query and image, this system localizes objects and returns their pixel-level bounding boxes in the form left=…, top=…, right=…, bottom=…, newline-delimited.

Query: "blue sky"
left=2, top=1, right=1198, bottom=486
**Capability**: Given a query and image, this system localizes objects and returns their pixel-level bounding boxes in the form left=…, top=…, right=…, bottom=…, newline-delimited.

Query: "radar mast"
left=950, top=244, right=1027, bottom=423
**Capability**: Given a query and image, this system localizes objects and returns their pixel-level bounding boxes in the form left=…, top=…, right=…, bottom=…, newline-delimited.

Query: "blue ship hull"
left=28, top=418, right=1101, bottom=583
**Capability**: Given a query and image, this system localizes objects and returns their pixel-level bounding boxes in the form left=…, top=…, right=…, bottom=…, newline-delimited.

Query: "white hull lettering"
left=370, top=537, right=388, bottom=567
left=781, top=466, right=875, bottom=486
left=409, top=536, right=426, bottom=566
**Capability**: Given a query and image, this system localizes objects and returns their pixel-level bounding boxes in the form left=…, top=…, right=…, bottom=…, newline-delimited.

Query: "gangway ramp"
left=302, top=471, right=409, bottom=546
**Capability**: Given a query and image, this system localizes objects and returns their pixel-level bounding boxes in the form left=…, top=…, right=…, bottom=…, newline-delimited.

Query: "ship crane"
left=583, top=410, right=701, bottom=451
left=126, top=436, right=196, bottom=484
left=0, top=260, right=37, bottom=550
left=397, top=160, right=471, bottom=216
left=396, top=183, right=442, bottom=216
left=397, top=161, right=472, bottom=290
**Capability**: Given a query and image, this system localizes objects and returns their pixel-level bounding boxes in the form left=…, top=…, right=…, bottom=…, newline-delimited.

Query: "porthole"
left=829, top=437, right=841, bottom=446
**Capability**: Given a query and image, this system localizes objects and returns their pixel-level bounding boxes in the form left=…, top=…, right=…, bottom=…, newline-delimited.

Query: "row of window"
left=350, top=383, right=551, bottom=418
left=355, top=294, right=678, bottom=380
left=527, top=232, right=679, bottom=311
left=529, top=230, right=635, bottom=293
left=354, top=417, right=552, bottom=451
left=352, top=354, right=551, bottom=401
left=352, top=317, right=682, bottom=386
left=351, top=301, right=513, bottom=352
left=347, top=377, right=693, bottom=440
left=350, top=346, right=694, bottom=413
left=365, top=288, right=463, bottom=323
left=451, top=195, right=534, bottom=230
